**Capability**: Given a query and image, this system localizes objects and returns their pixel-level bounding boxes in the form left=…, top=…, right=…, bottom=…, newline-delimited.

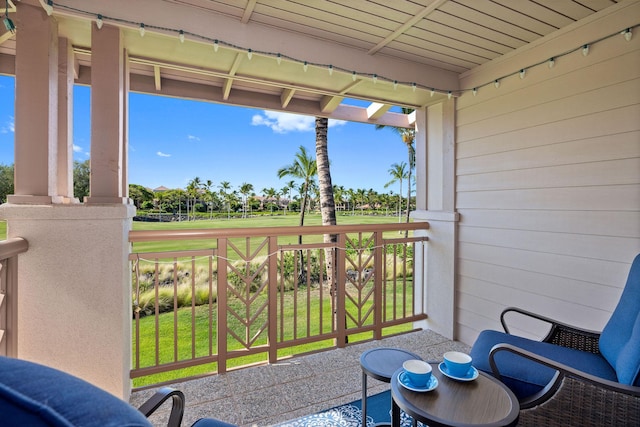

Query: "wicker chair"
left=470, top=253, right=640, bottom=426
left=0, top=356, right=236, bottom=427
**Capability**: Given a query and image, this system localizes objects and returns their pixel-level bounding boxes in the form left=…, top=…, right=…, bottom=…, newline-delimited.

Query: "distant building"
left=153, top=186, right=170, bottom=192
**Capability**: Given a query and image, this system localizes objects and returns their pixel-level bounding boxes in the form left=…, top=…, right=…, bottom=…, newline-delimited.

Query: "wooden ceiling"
left=0, top=0, right=626, bottom=126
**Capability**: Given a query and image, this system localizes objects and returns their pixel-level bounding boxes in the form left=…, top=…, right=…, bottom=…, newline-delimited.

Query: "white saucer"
left=438, top=362, right=479, bottom=382
left=398, top=371, right=438, bottom=392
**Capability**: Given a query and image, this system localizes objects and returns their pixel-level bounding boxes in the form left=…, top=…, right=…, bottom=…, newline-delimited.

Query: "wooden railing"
left=129, top=223, right=428, bottom=383
left=0, top=238, right=29, bottom=357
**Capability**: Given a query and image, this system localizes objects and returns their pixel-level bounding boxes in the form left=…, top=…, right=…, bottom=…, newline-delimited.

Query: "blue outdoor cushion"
left=471, top=330, right=618, bottom=400
left=0, top=356, right=151, bottom=427
left=599, top=253, right=640, bottom=386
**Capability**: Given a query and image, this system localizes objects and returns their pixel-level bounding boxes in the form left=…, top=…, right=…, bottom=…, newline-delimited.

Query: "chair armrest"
left=489, top=343, right=640, bottom=409
left=500, top=307, right=601, bottom=353
left=137, top=387, right=185, bottom=427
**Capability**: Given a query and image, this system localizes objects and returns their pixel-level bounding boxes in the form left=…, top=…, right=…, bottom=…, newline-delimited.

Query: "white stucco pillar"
left=9, top=3, right=61, bottom=204
left=86, top=23, right=128, bottom=204
left=2, top=4, right=136, bottom=399
left=412, top=100, right=459, bottom=340
left=56, top=37, right=77, bottom=202
left=0, top=204, right=135, bottom=398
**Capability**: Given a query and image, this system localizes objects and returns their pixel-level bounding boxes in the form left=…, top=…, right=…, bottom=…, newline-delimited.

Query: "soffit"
left=0, top=0, right=624, bottom=126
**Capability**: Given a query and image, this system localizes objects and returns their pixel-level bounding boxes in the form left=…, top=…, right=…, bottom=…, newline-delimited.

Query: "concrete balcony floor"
left=130, top=329, right=470, bottom=427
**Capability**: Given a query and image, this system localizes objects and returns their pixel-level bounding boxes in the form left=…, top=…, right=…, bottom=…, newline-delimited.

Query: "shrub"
left=132, top=262, right=217, bottom=317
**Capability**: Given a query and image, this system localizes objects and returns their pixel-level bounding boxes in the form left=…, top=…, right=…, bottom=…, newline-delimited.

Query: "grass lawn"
left=131, top=213, right=401, bottom=255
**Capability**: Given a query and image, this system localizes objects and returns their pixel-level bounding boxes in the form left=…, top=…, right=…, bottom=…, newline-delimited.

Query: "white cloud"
left=73, top=144, right=83, bottom=152
left=157, top=151, right=171, bottom=157
left=188, top=135, right=200, bottom=141
left=250, top=111, right=310, bottom=134
left=252, top=111, right=347, bottom=133
left=328, top=118, right=348, bottom=128
left=1, top=117, right=14, bottom=134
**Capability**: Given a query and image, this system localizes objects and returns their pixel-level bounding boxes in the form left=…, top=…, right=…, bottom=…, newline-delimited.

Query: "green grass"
left=131, top=213, right=401, bottom=259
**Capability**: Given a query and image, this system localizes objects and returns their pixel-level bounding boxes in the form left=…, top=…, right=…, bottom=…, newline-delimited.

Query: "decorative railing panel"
left=129, top=223, right=428, bottom=384
left=0, top=238, right=29, bottom=357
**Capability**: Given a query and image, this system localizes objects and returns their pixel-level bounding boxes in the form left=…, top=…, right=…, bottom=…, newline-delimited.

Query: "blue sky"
left=0, top=75, right=407, bottom=194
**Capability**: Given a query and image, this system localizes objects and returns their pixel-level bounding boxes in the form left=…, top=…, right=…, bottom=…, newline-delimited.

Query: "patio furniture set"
left=1, top=254, right=638, bottom=426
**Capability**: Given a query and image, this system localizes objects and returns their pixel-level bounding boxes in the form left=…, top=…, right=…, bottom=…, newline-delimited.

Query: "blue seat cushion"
left=0, top=356, right=151, bottom=427
left=599, top=253, right=640, bottom=386
left=470, top=330, right=618, bottom=400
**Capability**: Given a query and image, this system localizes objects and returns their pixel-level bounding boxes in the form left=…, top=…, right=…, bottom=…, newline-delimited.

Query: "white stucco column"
left=412, top=100, right=459, bottom=340
left=9, top=3, right=61, bottom=204
left=0, top=204, right=135, bottom=398
left=2, top=3, right=136, bottom=399
left=86, top=22, right=129, bottom=204
left=56, top=37, right=77, bottom=202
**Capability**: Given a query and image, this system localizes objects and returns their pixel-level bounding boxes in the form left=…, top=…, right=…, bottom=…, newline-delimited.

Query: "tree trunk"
left=315, top=117, right=339, bottom=334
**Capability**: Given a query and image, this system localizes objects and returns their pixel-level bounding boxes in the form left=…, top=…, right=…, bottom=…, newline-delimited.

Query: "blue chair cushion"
left=0, top=356, right=152, bottom=427
left=470, top=330, right=618, bottom=400
left=599, top=253, right=640, bottom=386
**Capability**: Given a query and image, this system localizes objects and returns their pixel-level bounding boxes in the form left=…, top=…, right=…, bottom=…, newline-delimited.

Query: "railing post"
left=267, top=236, right=278, bottom=364
left=373, top=231, right=384, bottom=340
left=336, top=233, right=347, bottom=347
left=217, top=238, right=228, bottom=374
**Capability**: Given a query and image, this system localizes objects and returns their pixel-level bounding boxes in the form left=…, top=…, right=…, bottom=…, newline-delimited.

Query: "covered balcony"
left=0, top=0, right=638, bottom=425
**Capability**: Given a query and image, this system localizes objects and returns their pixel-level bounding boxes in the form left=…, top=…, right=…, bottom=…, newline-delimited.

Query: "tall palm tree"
left=315, top=116, right=341, bottom=340
left=186, top=177, right=202, bottom=221
left=376, top=108, right=415, bottom=235
left=262, top=187, right=277, bottom=214
left=239, top=182, right=254, bottom=218
left=277, top=145, right=317, bottom=237
left=218, top=181, right=232, bottom=219
left=385, top=162, right=408, bottom=223
left=203, top=179, right=214, bottom=220
left=346, top=188, right=356, bottom=215
left=333, top=185, right=345, bottom=212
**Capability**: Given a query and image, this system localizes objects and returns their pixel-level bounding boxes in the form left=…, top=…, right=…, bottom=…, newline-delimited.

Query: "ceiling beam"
left=126, top=73, right=414, bottom=128
left=222, top=78, right=233, bottom=100
left=241, top=0, right=257, bottom=24
left=320, top=95, right=344, bottom=113
left=153, top=65, right=161, bottom=91
left=73, top=53, right=80, bottom=79
left=366, top=102, right=391, bottom=120
left=0, top=30, right=13, bottom=46
left=368, top=0, right=448, bottom=55
left=281, top=88, right=295, bottom=108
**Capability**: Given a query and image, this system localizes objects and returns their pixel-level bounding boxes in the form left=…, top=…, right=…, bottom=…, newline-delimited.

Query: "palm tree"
left=186, top=177, right=202, bottom=221
left=376, top=108, right=415, bottom=235
left=385, top=162, right=408, bottom=223
left=203, top=179, right=214, bottom=220
left=218, top=181, right=232, bottom=219
left=346, top=188, right=356, bottom=215
left=333, top=185, right=345, bottom=212
left=239, top=182, right=254, bottom=218
left=262, top=187, right=277, bottom=214
left=277, top=145, right=317, bottom=236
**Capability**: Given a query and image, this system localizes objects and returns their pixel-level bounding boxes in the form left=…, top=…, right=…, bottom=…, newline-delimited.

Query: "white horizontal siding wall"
left=455, top=3, right=640, bottom=346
